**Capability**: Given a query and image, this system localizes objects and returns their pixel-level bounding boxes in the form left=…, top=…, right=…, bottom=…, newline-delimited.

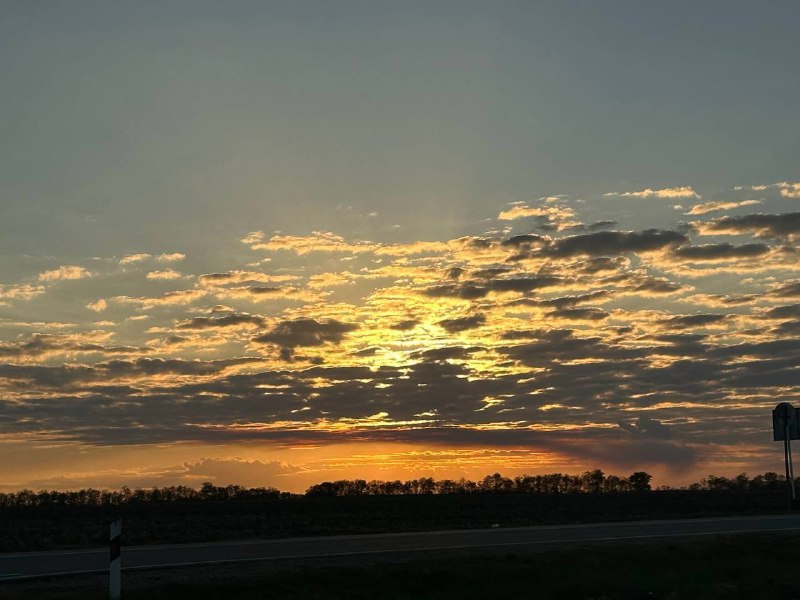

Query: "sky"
left=1, top=1, right=799, bottom=492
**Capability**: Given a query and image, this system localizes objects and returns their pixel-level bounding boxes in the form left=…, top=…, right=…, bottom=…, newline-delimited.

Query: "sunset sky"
left=2, top=1, right=799, bottom=492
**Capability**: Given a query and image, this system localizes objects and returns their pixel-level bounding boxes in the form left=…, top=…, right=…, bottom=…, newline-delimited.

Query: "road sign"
left=773, top=403, right=800, bottom=441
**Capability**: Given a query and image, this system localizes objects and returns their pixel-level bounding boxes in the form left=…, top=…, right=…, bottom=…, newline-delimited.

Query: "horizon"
left=2, top=1, right=799, bottom=494
left=0, top=467, right=783, bottom=496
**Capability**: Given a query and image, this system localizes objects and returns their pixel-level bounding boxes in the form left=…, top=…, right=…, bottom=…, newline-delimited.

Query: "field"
left=0, top=489, right=788, bottom=552
left=3, top=532, right=799, bottom=599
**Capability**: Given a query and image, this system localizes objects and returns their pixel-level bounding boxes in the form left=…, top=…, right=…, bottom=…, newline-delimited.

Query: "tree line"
left=0, top=470, right=790, bottom=509
left=305, top=470, right=653, bottom=496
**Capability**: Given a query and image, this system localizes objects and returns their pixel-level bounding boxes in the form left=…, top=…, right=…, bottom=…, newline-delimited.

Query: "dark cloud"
left=597, top=271, right=688, bottom=295
left=0, top=363, right=97, bottom=387
left=177, top=313, right=266, bottom=329
left=247, top=286, right=298, bottom=296
left=618, top=416, right=673, bottom=439
left=773, top=321, right=800, bottom=335
left=0, top=334, right=148, bottom=359
left=389, top=319, right=419, bottom=331
left=770, top=281, right=800, bottom=298
left=100, top=357, right=250, bottom=377
left=253, top=318, right=358, bottom=348
left=671, top=243, right=770, bottom=261
left=424, top=276, right=565, bottom=299
left=501, top=328, right=575, bottom=341
left=473, top=267, right=512, bottom=279
left=501, top=234, right=548, bottom=248
left=424, top=284, right=489, bottom=300
left=410, top=346, right=483, bottom=361
left=498, top=330, right=645, bottom=365
left=658, top=314, right=730, bottom=330
left=579, top=257, right=629, bottom=274
left=698, top=294, right=758, bottom=306
left=709, top=338, right=800, bottom=359
left=0, top=357, right=259, bottom=388
left=763, top=304, right=800, bottom=320
left=700, top=212, right=800, bottom=240
left=437, top=314, right=486, bottom=333
left=561, top=220, right=618, bottom=234
left=545, top=307, right=609, bottom=321
left=489, top=276, right=565, bottom=293
left=545, top=229, right=688, bottom=258
left=518, top=290, right=612, bottom=310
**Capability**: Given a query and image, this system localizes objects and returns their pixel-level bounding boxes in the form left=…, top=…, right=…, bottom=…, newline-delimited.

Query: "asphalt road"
left=1, top=514, right=798, bottom=582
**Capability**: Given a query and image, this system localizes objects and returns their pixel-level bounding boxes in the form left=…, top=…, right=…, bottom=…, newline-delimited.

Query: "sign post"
left=772, top=403, right=799, bottom=508
left=110, top=519, right=121, bottom=600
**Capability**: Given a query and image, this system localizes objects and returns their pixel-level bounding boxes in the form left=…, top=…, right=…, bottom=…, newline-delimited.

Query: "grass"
left=0, top=490, right=786, bottom=552
left=134, top=536, right=800, bottom=600
left=7, top=533, right=800, bottom=600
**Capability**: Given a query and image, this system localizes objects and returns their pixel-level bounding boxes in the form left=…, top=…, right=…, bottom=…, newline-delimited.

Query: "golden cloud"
left=38, top=265, right=91, bottom=282
left=685, top=200, right=761, bottom=215
left=119, top=253, right=152, bottom=265
left=606, top=186, right=700, bottom=199
left=157, top=252, right=186, bottom=262
left=146, top=269, right=184, bottom=280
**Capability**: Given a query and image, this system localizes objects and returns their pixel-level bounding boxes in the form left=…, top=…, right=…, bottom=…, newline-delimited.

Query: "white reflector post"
left=110, top=519, right=121, bottom=600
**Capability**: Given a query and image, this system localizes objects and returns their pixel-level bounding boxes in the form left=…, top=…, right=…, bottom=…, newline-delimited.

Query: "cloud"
left=253, top=318, right=358, bottom=348
left=656, top=314, right=730, bottom=330
left=502, top=233, right=548, bottom=248
left=113, top=289, right=208, bottom=309
left=679, top=293, right=757, bottom=307
left=198, top=271, right=300, bottom=286
left=737, top=181, right=800, bottom=199
left=119, top=253, right=151, bottom=265
left=215, top=285, right=325, bottom=303
left=545, top=307, right=609, bottom=321
left=497, top=204, right=578, bottom=230
left=0, top=283, right=45, bottom=304
left=424, top=276, right=566, bottom=300
left=686, top=200, right=761, bottom=215
left=244, top=231, right=378, bottom=255
left=87, top=299, right=108, bottom=312
left=9, top=182, right=800, bottom=484
left=38, top=265, right=91, bottom=282
left=375, top=240, right=452, bottom=257
left=146, top=269, right=183, bottom=280
left=177, top=313, right=266, bottom=330
left=695, top=212, right=800, bottom=240
left=670, top=243, right=770, bottom=261
left=157, top=252, right=186, bottom=262
left=618, top=416, right=672, bottom=439
left=389, top=319, right=419, bottom=331
left=0, top=332, right=147, bottom=361
left=180, top=457, right=302, bottom=486
left=780, top=183, right=800, bottom=199
left=544, top=229, right=688, bottom=257
left=437, top=314, right=486, bottom=333
left=11, top=457, right=302, bottom=491
left=769, top=281, right=800, bottom=298
left=605, top=186, right=700, bottom=199
left=761, top=304, right=800, bottom=320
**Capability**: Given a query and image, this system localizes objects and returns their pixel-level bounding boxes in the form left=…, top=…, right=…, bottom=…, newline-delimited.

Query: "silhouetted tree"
left=628, top=471, right=652, bottom=492
left=581, top=470, right=605, bottom=494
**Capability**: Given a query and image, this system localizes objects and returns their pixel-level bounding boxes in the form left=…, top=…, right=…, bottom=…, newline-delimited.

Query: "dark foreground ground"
left=3, top=532, right=799, bottom=599
left=0, top=489, right=787, bottom=552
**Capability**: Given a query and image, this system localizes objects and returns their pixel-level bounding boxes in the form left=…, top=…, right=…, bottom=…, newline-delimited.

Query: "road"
left=1, top=514, right=798, bottom=582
